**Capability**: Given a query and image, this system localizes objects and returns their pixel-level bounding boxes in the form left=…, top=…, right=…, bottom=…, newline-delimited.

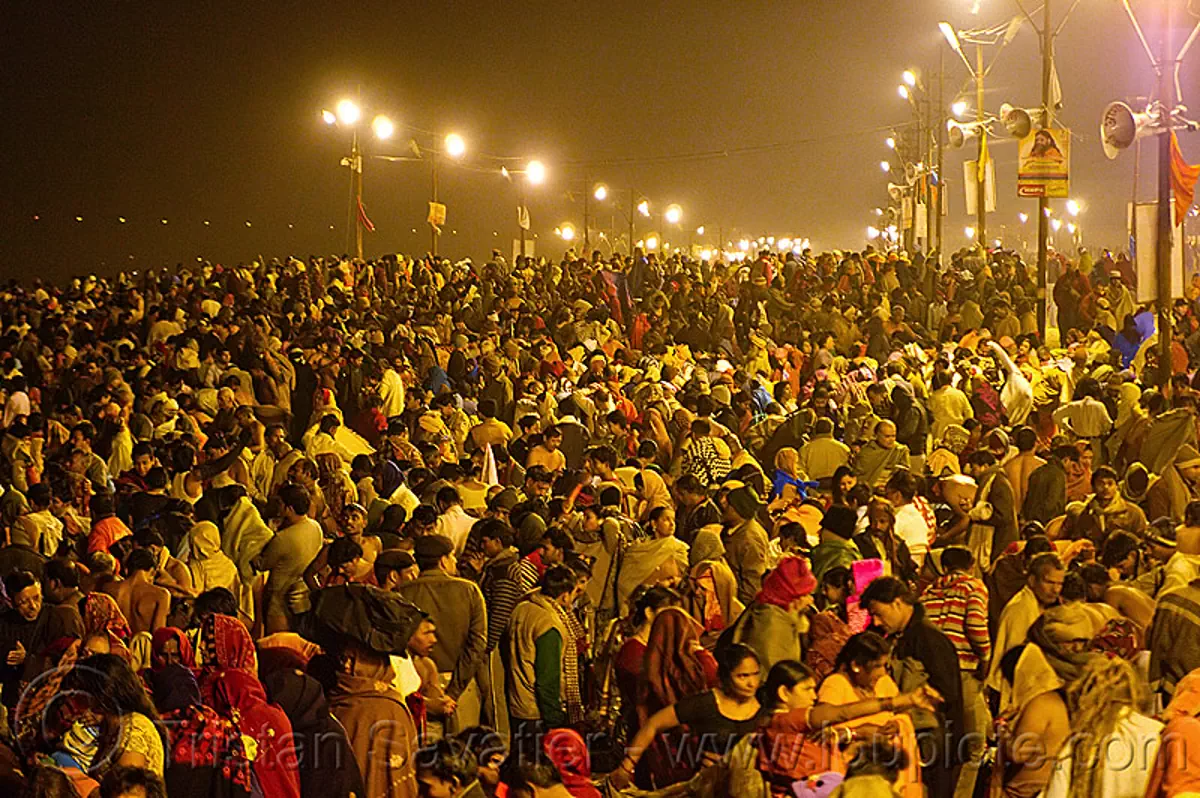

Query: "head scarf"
left=754, top=555, right=817, bottom=608
left=200, top=614, right=257, bottom=674
left=152, top=662, right=203, bottom=713
left=689, top=526, right=726, bottom=567
left=1026, top=602, right=1105, bottom=684
left=209, top=668, right=301, bottom=798
left=82, top=592, right=131, bottom=661
left=1001, top=642, right=1065, bottom=720
left=940, top=424, right=970, bottom=453
left=542, top=729, right=603, bottom=798
left=150, top=626, right=195, bottom=672
left=641, top=607, right=711, bottom=712
left=1164, top=669, right=1200, bottom=722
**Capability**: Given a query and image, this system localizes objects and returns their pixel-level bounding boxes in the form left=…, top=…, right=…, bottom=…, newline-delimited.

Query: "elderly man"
left=855, top=420, right=911, bottom=489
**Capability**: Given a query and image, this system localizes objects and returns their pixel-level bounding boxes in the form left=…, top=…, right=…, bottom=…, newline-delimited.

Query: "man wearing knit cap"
left=398, top=534, right=488, bottom=738
left=718, top=555, right=816, bottom=672
left=810, top=505, right=861, bottom=582
left=722, top=484, right=770, bottom=607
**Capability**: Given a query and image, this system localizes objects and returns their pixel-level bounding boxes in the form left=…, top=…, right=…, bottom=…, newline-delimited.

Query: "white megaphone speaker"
left=947, top=119, right=979, bottom=149
left=999, top=103, right=1046, bottom=138
left=888, top=183, right=907, bottom=201
left=1100, top=101, right=1154, bottom=159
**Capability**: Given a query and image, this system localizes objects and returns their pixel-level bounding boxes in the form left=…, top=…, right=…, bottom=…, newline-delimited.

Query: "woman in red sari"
left=633, top=605, right=718, bottom=788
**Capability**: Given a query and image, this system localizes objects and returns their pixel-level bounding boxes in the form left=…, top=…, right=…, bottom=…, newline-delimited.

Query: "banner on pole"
left=963, top=160, right=996, bottom=215
left=1017, top=127, right=1070, bottom=198
left=915, top=203, right=928, bottom=240
left=427, top=202, right=447, bottom=230
left=517, top=205, right=530, bottom=231
left=902, top=197, right=914, bottom=230
left=1131, top=202, right=1184, bottom=303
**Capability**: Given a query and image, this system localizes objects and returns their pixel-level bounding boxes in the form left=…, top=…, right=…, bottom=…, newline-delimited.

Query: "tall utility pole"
left=924, top=63, right=935, bottom=254
left=975, top=44, right=987, bottom=245
left=352, top=129, right=363, bottom=261
left=628, top=187, right=636, bottom=256
left=518, top=181, right=526, bottom=262
left=430, top=153, right=440, bottom=256
left=936, top=48, right=945, bottom=255
left=583, top=175, right=591, bottom=254
left=1157, top=0, right=1175, bottom=386
left=1036, top=0, right=1053, bottom=334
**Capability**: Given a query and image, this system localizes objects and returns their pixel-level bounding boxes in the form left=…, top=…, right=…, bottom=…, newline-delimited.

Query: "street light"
left=1066, top=199, right=1082, bottom=217
left=645, top=235, right=659, bottom=250
left=696, top=225, right=705, bottom=235
left=965, top=226, right=976, bottom=239
left=637, top=200, right=650, bottom=217
left=665, top=204, right=683, bottom=225
left=880, top=161, right=892, bottom=173
left=444, top=133, right=466, bottom=159
left=371, top=115, right=394, bottom=140
left=1051, top=219, right=1063, bottom=232
left=885, top=136, right=896, bottom=149
left=593, top=184, right=608, bottom=201
left=898, top=85, right=911, bottom=100
left=951, top=100, right=969, bottom=118
left=1018, top=212, right=1029, bottom=223
left=336, top=99, right=361, bottom=126
left=867, top=226, right=881, bottom=240
left=322, top=110, right=337, bottom=125
left=506, top=159, right=546, bottom=259
left=903, top=70, right=918, bottom=88
left=558, top=223, right=576, bottom=241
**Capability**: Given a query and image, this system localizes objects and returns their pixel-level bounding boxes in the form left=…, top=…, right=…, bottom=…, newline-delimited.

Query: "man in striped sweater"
left=921, top=546, right=992, bottom=798
left=476, top=518, right=529, bottom=737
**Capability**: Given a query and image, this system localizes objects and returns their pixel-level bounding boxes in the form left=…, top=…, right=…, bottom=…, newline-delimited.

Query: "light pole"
left=429, top=133, right=466, bottom=257
left=940, top=22, right=989, bottom=249
left=503, top=160, right=546, bottom=262
left=322, top=98, right=394, bottom=261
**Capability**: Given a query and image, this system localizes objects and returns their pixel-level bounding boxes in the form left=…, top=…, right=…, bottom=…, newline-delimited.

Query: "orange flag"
left=1171, top=131, right=1200, bottom=225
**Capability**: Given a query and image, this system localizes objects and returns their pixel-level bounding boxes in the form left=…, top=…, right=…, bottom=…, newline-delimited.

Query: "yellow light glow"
left=593, top=184, right=608, bottom=201
left=700, top=249, right=712, bottom=261
left=898, top=85, right=910, bottom=100
left=952, top=100, right=968, bottom=118
left=637, top=200, right=650, bottom=217
left=322, top=110, right=337, bottom=125
left=665, top=204, right=682, bottom=224
left=738, top=239, right=750, bottom=251
left=867, top=226, right=881, bottom=239
left=1018, top=212, right=1029, bottom=223
left=559, top=224, right=576, bottom=241
left=903, top=70, right=917, bottom=87
left=645, top=235, right=659, bottom=250
left=526, top=160, right=546, bottom=185
left=885, top=137, right=896, bottom=149
left=1051, top=219, right=1063, bottom=231
left=881, top=161, right=891, bottom=173
left=444, top=133, right=466, bottom=158
left=372, top=115, right=395, bottom=140
left=1066, top=199, right=1081, bottom=216
left=965, top=226, right=976, bottom=238
left=336, top=99, right=361, bottom=126
left=696, top=226, right=705, bottom=235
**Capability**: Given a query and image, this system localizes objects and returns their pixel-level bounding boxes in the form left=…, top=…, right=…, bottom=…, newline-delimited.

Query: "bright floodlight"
left=645, top=235, right=659, bottom=250
left=1018, top=212, right=1029, bottom=223
left=951, top=100, right=968, bottom=118
left=903, top=70, right=917, bottom=88
left=526, top=160, right=546, bottom=184
left=696, top=225, right=705, bottom=235
left=965, top=226, right=976, bottom=239
left=1066, top=199, right=1081, bottom=216
left=665, top=204, right=682, bottom=225
left=637, top=200, right=650, bottom=217
left=372, top=115, right=395, bottom=140
left=593, top=184, right=608, bottom=201
left=881, top=161, right=891, bottom=173
left=559, top=223, right=576, bottom=241
left=867, top=226, right=881, bottom=240
left=1051, top=219, right=1063, bottom=231
left=444, top=133, right=466, bottom=158
left=939, top=22, right=962, bottom=54
left=336, top=99, right=361, bottom=126
left=885, top=137, right=896, bottom=149
left=322, top=110, right=337, bottom=125
left=898, top=85, right=910, bottom=100
left=874, top=207, right=884, bottom=216
left=1067, top=222, right=1077, bottom=234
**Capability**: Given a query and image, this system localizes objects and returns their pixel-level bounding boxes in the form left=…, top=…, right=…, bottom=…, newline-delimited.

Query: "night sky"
left=2, top=1, right=1198, bottom=281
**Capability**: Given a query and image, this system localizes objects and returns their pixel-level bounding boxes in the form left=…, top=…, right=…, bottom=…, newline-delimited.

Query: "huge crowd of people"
left=0, top=241, right=1196, bottom=798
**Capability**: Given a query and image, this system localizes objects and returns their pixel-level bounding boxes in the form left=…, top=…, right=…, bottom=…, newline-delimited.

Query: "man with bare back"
left=105, top=548, right=169, bottom=634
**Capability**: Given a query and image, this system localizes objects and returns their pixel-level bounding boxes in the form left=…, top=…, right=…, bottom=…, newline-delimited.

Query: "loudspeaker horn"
left=1100, top=101, right=1155, bottom=160
left=999, top=103, right=1045, bottom=138
left=888, top=183, right=907, bottom=201
left=947, top=119, right=979, bottom=149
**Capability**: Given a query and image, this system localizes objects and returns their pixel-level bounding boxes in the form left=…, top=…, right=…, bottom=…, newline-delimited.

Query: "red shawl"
left=209, top=669, right=301, bottom=798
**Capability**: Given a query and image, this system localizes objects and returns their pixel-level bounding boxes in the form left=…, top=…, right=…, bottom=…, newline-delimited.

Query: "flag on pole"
left=517, top=204, right=530, bottom=231
left=356, top=197, right=375, bottom=233
left=427, top=201, right=447, bottom=234
left=977, top=129, right=990, bottom=183
left=1170, top=131, right=1200, bottom=226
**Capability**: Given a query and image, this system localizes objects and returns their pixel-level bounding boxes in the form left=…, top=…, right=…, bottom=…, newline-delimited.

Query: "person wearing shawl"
left=990, top=643, right=1070, bottom=798
left=208, top=668, right=301, bottom=798
left=262, top=666, right=365, bottom=798
left=327, top=638, right=420, bottom=798
left=81, top=591, right=132, bottom=662
left=854, top=420, right=911, bottom=490
left=1147, top=444, right=1200, bottom=524
left=218, top=488, right=274, bottom=619
left=148, top=626, right=195, bottom=673
left=150, top=664, right=253, bottom=798
left=684, top=526, right=743, bottom=645
left=614, top=506, right=690, bottom=614
left=196, top=613, right=257, bottom=676
left=542, top=728, right=602, bottom=798
left=186, top=520, right=240, bottom=597
left=1105, top=381, right=1147, bottom=470
left=1146, top=667, right=1200, bottom=798
left=810, top=505, right=862, bottom=583
left=926, top=424, right=970, bottom=478
left=1024, top=601, right=1110, bottom=686
left=719, top=555, right=817, bottom=672
left=633, top=606, right=718, bottom=788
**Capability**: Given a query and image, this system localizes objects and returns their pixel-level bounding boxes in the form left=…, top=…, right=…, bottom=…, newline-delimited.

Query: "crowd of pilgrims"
left=1, top=241, right=1200, bottom=798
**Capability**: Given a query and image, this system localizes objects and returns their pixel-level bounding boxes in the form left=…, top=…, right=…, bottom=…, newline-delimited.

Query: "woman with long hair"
left=610, top=644, right=764, bottom=790
left=62, top=653, right=166, bottom=777
left=830, top=465, right=858, bottom=508
left=633, top=606, right=719, bottom=788
left=816, top=632, right=924, bottom=798
left=755, top=659, right=938, bottom=796
left=1042, top=656, right=1161, bottom=798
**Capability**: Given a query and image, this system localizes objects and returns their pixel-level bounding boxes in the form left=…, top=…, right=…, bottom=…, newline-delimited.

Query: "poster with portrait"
left=1017, top=127, right=1070, bottom=198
